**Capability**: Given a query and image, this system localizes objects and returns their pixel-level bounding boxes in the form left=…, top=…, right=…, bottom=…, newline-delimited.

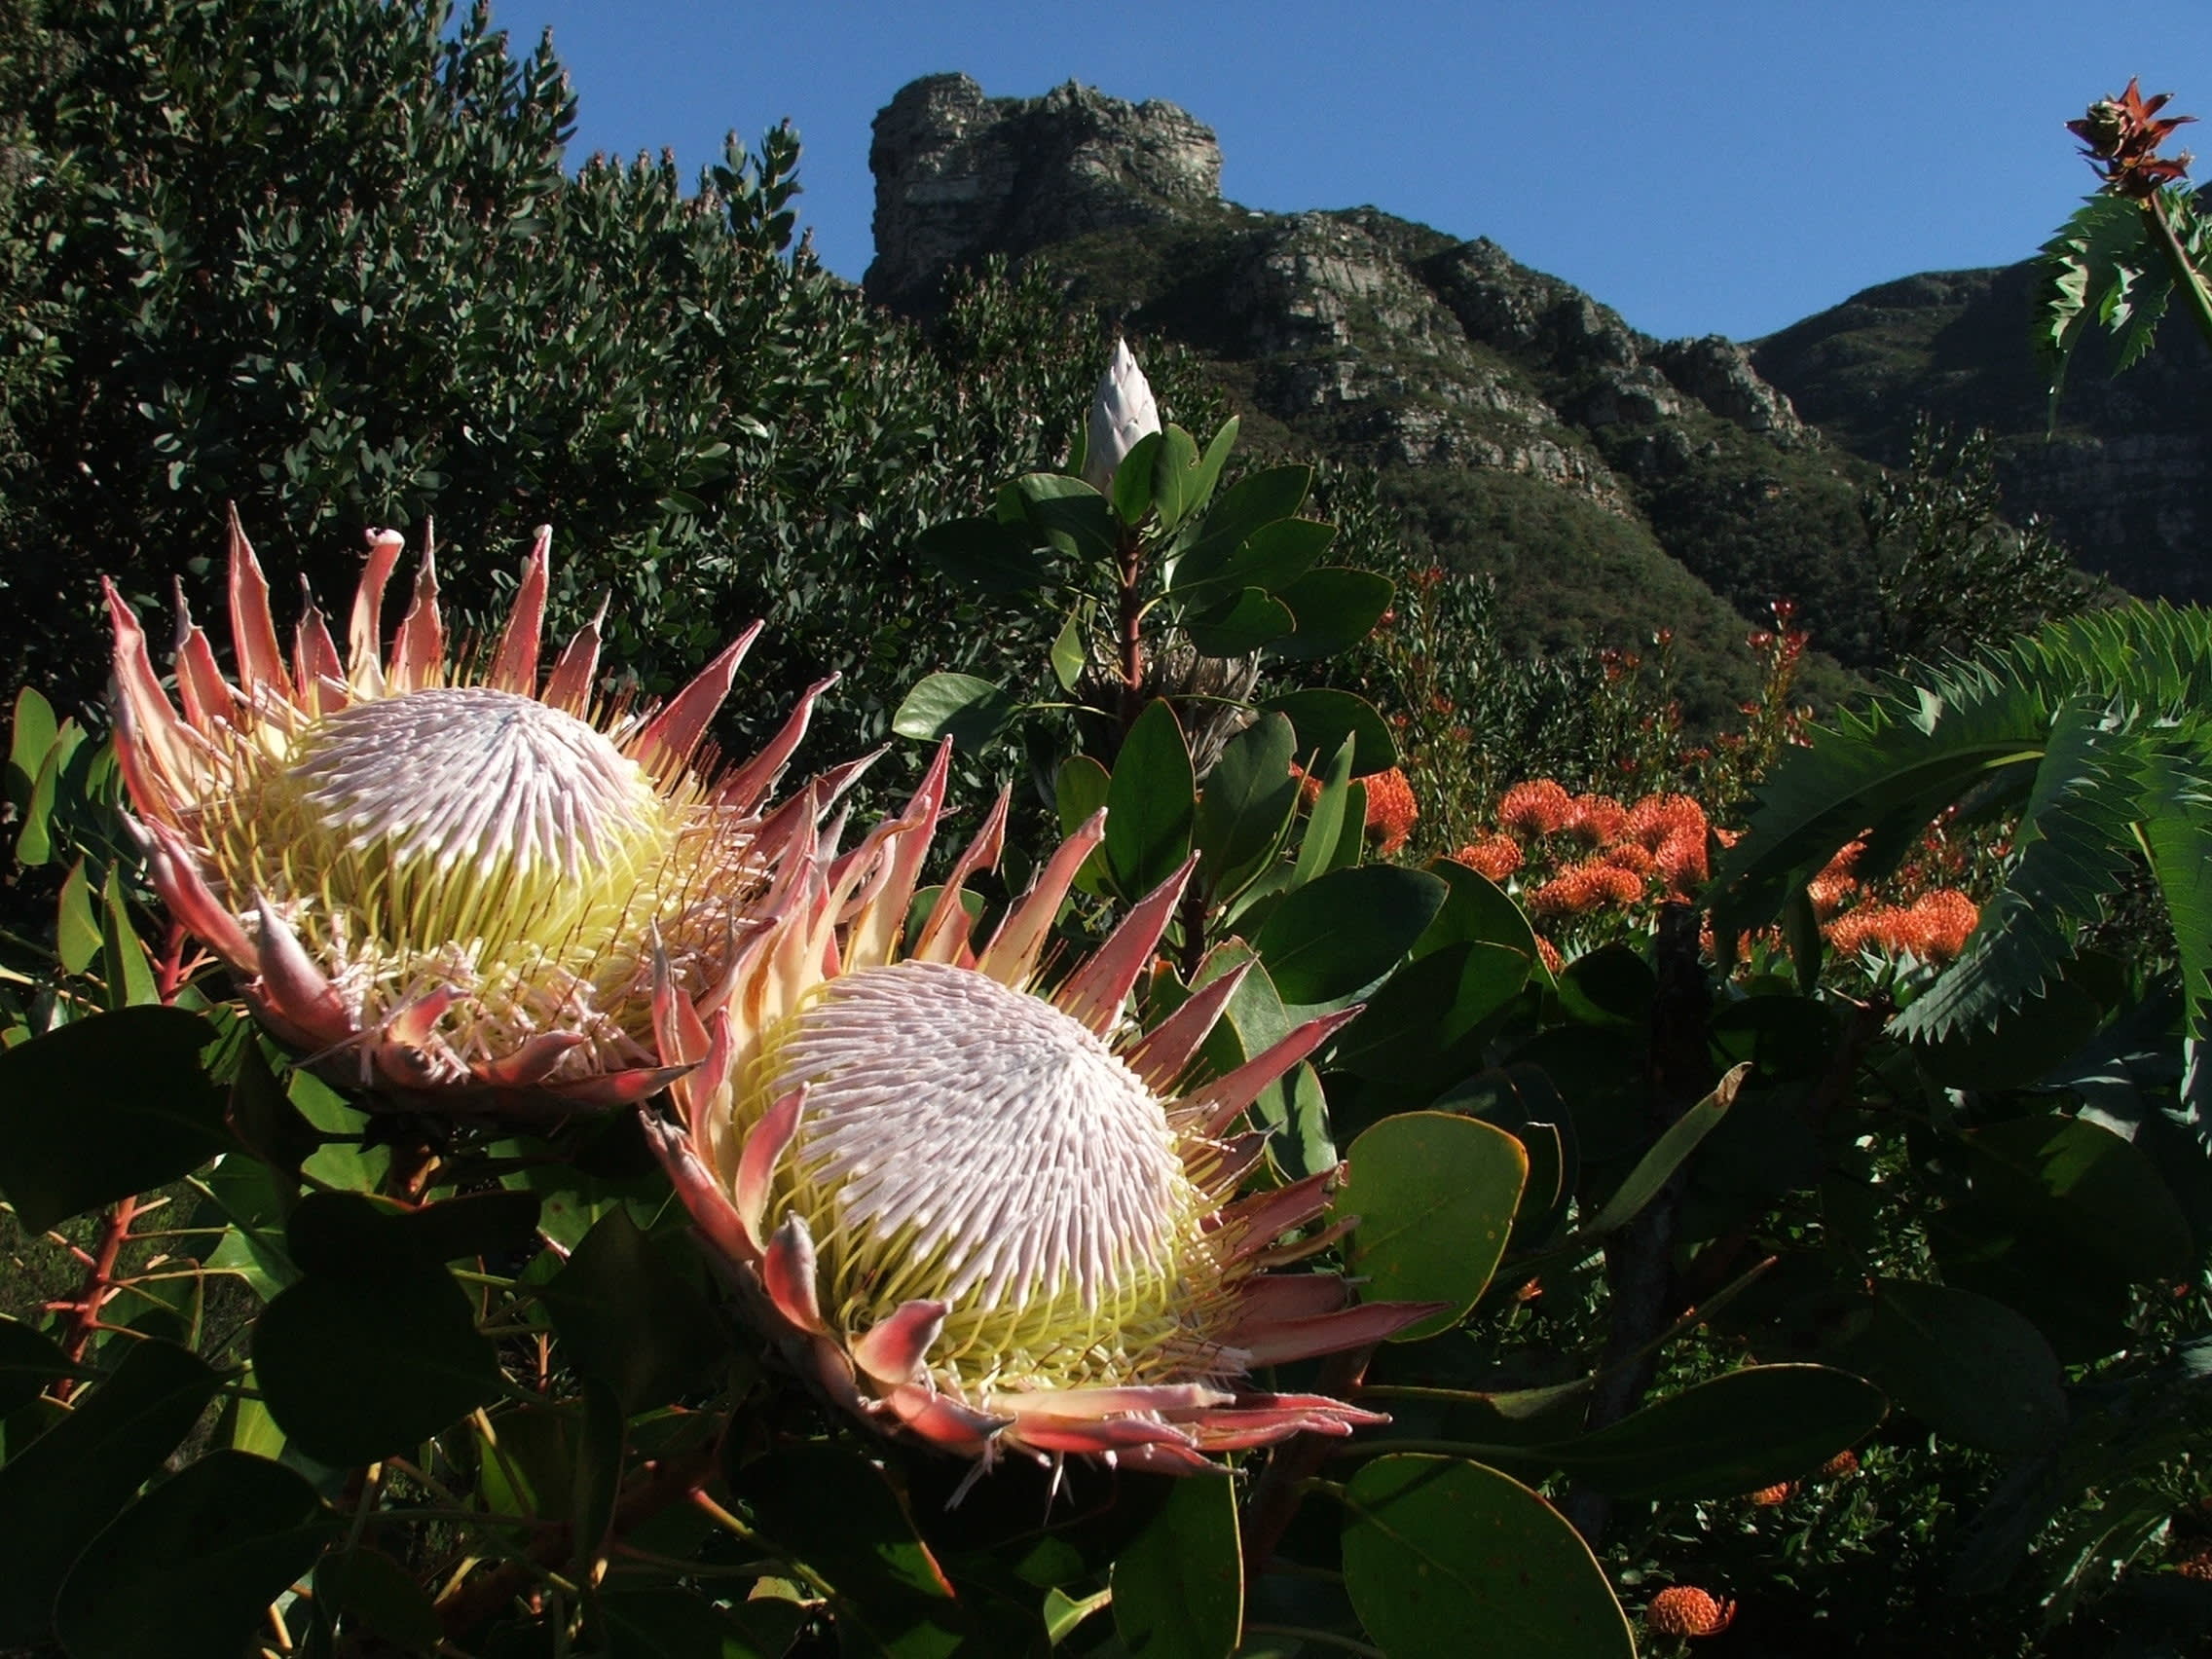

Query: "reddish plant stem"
left=1175, top=882, right=1211, bottom=982
left=52, top=1196, right=138, bottom=1401
left=152, top=922, right=194, bottom=1003
left=1241, top=1345, right=1376, bottom=1578
left=2147, top=191, right=2212, bottom=355
left=1117, top=532, right=1146, bottom=740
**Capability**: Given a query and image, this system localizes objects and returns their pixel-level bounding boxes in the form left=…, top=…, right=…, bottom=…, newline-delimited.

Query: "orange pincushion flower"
left=1825, top=890, right=1978, bottom=965
left=1908, top=889, right=1979, bottom=963
left=1819, top=1450, right=1861, bottom=1479
left=1825, top=904, right=1899, bottom=957
left=1562, top=793, right=1627, bottom=845
left=1746, top=1480, right=1794, bottom=1506
left=1449, top=833, right=1523, bottom=883
left=1807, top=839, right=1863, bottom=919
left=1294, top=764, right=1419, bottom=858
left=1645, top=1587, right=1736, bottom=1638
left=1497, top=779, right=1572, bottom=836
left=1600, top=842, right=1655, bottom=875
left=1361, top=767, right=1419, bottom=857
left=1530, top=860, right=1642, bottom=917
left=1654, top=832, right=1709, bottom=896
left=1534, top=936, right=1564, bottom=976
left=1626, top=793, right=1708, bottom=853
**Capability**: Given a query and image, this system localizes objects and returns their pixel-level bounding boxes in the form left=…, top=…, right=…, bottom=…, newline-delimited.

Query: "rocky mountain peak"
left=866, top=74, right=1222, bottom=313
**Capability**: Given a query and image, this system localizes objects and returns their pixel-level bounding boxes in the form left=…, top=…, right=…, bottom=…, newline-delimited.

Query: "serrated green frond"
left=1892, top=697, right=2139, bottom=1041
left=2133, top=737, right=2212, bottom=1040
left=1715, top=605, right=2212, bottom=1036
left=2034, top=193, right=2166, bottom=420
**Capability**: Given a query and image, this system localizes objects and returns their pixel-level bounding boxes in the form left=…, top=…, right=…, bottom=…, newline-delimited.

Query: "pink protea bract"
left=643, top=746, right=1441, bottom=1476
left=105, top=514, right=836, bottom=1115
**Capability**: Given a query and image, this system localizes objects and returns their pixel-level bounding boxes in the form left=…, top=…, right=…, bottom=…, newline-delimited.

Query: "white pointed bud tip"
left=1082, top=339, right=1161, bottom=494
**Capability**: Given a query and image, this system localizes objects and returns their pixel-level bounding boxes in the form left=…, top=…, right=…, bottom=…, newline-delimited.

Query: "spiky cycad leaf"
left=1714, top=605, right=2212, bottom=1040
left=2035, top=189, right=2212, bottom=422
left=2133, top=741, right=2212, bottom=1040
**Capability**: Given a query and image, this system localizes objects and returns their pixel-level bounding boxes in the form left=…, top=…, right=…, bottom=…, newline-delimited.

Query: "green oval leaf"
left=1105, top=700, right=1196, bottom=901
left=55, top=1451, right=333, bottom=1659
left=1184, top=586, right=1295, bottom=656
left=914, top=517, right=1051, bottom=596
left=1194, top=713, right=1298, bottom=894
left=0, top=1006, right=230, bottom=1233
left=1419, top=858, right=1543, bottom=966
left=1528, top=1364, right=1888, bottom=1500
left=1840, top=1280, right=2066, bottom=1455
left=891, top=672, right=1020, bottom=752
left=253, top=1209, right=502, bottom=1466
left=315, top=1545, right=444, bottom=1652
left=1260, top=688, right=1396, bottom=777
left=1113, top=430, right=1163, bottom=525
left=1173, top=465, right=1314, bottom=593
left=538, top=1208, right=729, bottom=1414
left=1960, top=1113, right=2193, bottom=1282
left=1267, top=567, right=1395, bottom=662
left=0, top=1315, right=71, bottom=1416
left=1149, top=423, right=1204, bottom=531
left=732, top=1443, right=961, bottom=1656
left=1110, top=1472, right=1241, bottom=1659
left=0, top=1340, right=223, bottom=1641
left=1346, top=1112, right=1529, bottom=1340
left=1342, top=1456, right=1634, bottom=1659
left=1254, top=866, right=1446, bottom=1007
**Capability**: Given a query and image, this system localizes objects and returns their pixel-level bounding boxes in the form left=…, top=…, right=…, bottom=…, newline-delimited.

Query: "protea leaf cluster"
left=644, top=745, right=1440, bottom=1472
left=106, top=515, right=832, bottom=1113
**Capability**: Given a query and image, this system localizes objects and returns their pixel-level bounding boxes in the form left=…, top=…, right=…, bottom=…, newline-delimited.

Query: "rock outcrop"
left=866, top=74, right=1222, bottom=315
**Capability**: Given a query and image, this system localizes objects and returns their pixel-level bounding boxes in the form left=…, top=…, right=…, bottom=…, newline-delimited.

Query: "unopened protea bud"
left=1081, top=338, right=1161, bottom=494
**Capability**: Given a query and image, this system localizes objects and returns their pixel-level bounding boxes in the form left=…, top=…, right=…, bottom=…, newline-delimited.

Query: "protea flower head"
left=1081, top=338, right=1161, bottom=495
left=104, top=513, right=840, bottom=1114
left=643, top=745, right=1439, bottom=1475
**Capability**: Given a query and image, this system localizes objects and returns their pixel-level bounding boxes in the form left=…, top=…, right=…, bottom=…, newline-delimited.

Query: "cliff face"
left=1751, top=263, right=2212, bottom=602
left=866, top=75, right=1222, bottom=316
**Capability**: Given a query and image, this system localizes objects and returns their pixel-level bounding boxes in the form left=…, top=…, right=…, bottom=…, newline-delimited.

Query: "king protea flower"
left=644, top=745, right=1439, bottom=1474
left=105, top=513, right=839, bottom=1114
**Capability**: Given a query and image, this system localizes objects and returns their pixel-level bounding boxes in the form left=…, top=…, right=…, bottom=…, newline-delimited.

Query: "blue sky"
left=487, top=2, right=2212, bottom=342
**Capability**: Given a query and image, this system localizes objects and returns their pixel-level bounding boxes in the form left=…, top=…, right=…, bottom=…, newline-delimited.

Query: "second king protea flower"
left=106, top=515, right=835, bottom=1112
left=645, top=746, right=1438, bottom=1473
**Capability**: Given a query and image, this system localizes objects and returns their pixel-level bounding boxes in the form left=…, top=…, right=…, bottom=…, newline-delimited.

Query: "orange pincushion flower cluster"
left=1360, top=767, right=1419, bottom=857
left=1294, top=764, right=1419, bottom=858
left=1450, top=833, right=1523, bottom=883
left=1530, top=860, right=1645, bottom=917
left=1825, top=888, right=1979, bottom=964
left=1496, top=779, right=1572, bottom=836
left=1453, top=782, right=1714, bottom=927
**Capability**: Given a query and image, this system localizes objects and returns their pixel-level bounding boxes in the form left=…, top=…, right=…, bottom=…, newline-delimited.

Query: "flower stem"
left=2147, top=190, right=2212, bottom=355
left=52, top=1195, right=138, bottom=1400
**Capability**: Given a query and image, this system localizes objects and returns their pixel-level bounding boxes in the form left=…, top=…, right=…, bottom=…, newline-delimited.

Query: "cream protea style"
left=106, top=514, right=836, bottom=1113
left=644, top=747, right=1439, bottom=1474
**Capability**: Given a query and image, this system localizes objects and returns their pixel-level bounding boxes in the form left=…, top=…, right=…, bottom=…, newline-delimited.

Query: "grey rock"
left=866, top=74, right=1221, bottom=313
